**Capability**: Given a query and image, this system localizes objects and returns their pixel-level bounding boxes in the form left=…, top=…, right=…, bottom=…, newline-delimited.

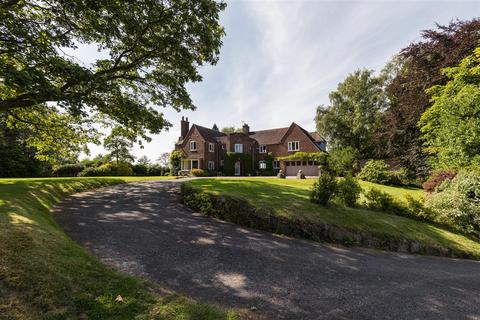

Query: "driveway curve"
left=53, top=180, right=480, bottom=319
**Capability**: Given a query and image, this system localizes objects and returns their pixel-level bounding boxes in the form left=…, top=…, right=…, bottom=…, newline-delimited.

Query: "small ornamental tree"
left=169, top=150, right=185, bottom=176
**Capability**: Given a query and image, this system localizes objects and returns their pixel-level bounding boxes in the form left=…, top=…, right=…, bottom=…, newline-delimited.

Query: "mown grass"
left=0, top=177, right=236, bottom=320
left=186, top=178, right=480, bottom=259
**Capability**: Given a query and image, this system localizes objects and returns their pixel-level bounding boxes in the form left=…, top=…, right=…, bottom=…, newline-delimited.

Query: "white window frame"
left=220, top=160, right=224, bottom=167
left=259, top=144, right=267, bottom=153
left=208, top=143, right=215, bottom=153
left=191, top=159, right=199, bottom=169
left=208, top=161, right=215, bottom=170
left=259, top=160, right=267, bottom=169
left=234, top=143, right=243, bottom=153
left=189, top=140, right=197, bottom=151
left=288, top=141, right=299, bottom=151
left=273, top=160, right=280, bottom=169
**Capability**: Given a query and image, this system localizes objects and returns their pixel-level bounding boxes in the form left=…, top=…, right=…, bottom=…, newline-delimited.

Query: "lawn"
left=0, top=176, right=235, bottom=320
left=185, top=178, right=480, bottom=259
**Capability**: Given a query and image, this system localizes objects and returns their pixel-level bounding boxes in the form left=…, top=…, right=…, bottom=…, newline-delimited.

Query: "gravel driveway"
left=53, top=180, right=480, bottom=319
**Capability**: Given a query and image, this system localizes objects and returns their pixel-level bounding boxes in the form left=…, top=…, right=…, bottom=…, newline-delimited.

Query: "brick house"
left=174, top=117, right=326, bottom=176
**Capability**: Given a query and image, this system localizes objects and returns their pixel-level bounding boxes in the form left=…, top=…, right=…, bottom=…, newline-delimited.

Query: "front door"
left=234, top=161, right=241, bottom=176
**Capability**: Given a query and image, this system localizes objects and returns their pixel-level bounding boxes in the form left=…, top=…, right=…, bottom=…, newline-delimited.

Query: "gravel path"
left=53, top=180, right=480, bottom=319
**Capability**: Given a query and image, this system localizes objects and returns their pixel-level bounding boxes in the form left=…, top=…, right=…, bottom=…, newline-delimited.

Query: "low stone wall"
left=180, top=183, right=468, bottom=259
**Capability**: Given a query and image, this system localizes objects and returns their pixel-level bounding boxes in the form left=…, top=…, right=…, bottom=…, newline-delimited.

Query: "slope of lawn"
left=186, top=178, right=480, bottom=259
left=0, top=177, right=236, bottom=320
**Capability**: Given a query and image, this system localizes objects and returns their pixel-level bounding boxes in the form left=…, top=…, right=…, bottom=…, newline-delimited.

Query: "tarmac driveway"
left=53, top=180, right=480, bottom=319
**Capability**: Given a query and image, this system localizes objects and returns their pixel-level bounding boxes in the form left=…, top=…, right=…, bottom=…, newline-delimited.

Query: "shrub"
left=357, top=160, right=390, bottom=184
left=191, top=168, right=208, bottom=177
left=387, top=168, right=410, bottom=186
left=423, top=170, right=457, bottom=192
left=78, top=167, right=108, bottom=177
left=327, top=147, right=359, bottom=176
left=52, top=163, right=85, bottom=177
left=425, top=171, right=480, bottom=237
left=310, top=172, right=337, bottom=205
left=111, top=162, right=133, bottom=176
left=147, top=164, right=167, bottom=176
left=132, top=164, right=148, bottom=176
left=335, top=176, right=362, bottom=207
left=362, top=188, right=405, bottom=215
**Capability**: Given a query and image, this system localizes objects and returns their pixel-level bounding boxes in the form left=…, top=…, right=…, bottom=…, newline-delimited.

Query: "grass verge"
left=184, top=178, right=480, bottom=259
left=0, top=177, right=236, bottom=320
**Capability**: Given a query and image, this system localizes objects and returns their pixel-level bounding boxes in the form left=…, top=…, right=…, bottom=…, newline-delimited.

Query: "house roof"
left=309, top=131, right=324, bottom=142
left=194, top=124, right=226, bottom=142
left=248, top=127, right=290, bottom=145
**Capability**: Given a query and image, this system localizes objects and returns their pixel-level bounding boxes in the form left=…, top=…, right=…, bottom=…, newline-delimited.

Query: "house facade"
left=174, top=117, right=326, bottom=176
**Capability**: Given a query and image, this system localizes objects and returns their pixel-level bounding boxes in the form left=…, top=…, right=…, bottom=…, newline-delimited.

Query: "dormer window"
left=288, top=141, right=299, bottom=151
left=259, top=144, right=267, bottom=153
left=208, top=143, right=215, bottom=152
left=189, top=140, right=197, bottom=151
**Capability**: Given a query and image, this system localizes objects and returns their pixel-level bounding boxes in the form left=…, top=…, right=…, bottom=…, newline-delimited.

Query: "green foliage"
left=222, top=152, right=253, bottom=176
left=315, top=69, right=386, bottom=158
left=103, top=127, right=135, bottom=164
left=335, top=176, right=362, bottom=207
left=327, top=147, right=359, bottom=176
left=358, top=160, right=390, bottom=184
left=310, top=172, right=337, bottom=205
left=420, top=48, right=480, bottom=170
left=258, top=152, right=276, bottom=176
left=377, top=19, right=480, bottom=179
left=425, top=171, right=480, bottom=237
left=169, top=150, right=185, bottom=176
left=363, top=188, right=402, bottom=213
left=220, top=126, right=237, bottom=133
left=277, top=151, right=327, bottom=162
left=137, top=156, right=151, bottom=165
left=132, top=164, right=148, bottom=176
left=191, top=169, right=208, bottom=177
left=0, top=0, right=227, bottom=153
left=3, top=107, right=98, bottom=165
left=0, top=119, right=50, bottom=177
left=212, top=124, right=219, bottom=131
left=52, top=163, right=85, bottom=177
left=79, top=162, right=133, bottom=176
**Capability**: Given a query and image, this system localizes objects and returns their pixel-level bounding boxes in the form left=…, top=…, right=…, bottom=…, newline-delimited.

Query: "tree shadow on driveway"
left=53, top=181, right=480, bottom=320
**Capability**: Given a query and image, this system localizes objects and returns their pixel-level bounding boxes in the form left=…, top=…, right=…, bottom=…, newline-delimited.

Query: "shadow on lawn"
left=0, top=179, right=232, bottom=320
left=52, top=181, right=480, bottom=319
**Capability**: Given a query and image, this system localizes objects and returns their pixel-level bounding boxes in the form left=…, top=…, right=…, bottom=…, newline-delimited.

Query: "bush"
left=191, top=168, right=208, bottom=177
left=147, top=164, right=168, bottom=176
left=387, top=168, right=410, bottom=186
left=310, top=172, right=337, bottom=205
left=335, top=176, right=362, bottom=207
left=78, top=167, right=108, bottom=177
left=425, top=171, right=480, bottom=237
left=327, top=147, right=359, bottom=176
left=52, top=163, right=85, bottom=177
left=357, top=160, right=390, bottom=184
left=423, top=170, right=457, bottom=192
left=132, top=164, right=148, bottom=176
left=362, top=187, right=406, bottom=216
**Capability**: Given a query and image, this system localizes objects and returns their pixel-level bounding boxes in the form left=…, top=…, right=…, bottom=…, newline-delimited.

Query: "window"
left=208, top=143, right=215, bottom=152
left=234, top=143, right=243, bottom=153
left=288, top=141, right=299, bottom=151
left=273, top=160, right=280, bottom=169
left=191, top=160, right=199, bottom=169
left=259, top=160, right=267, bottom=169
left=220, top=160, right=224, bottom=167
left=208, top=161, right=215, bottom=170
left=189, top=140, right=197, bottom=151
left=259, top=144, right=267, bottom=153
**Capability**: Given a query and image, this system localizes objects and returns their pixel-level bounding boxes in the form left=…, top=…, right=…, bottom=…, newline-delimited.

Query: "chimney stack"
left=180, top=116, right=189, bottom=139
left=242, top=123, right=250, bottom=135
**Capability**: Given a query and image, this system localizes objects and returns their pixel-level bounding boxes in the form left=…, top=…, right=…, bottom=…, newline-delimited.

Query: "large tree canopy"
left=375, top=19, right=480, bottom=176
left=420, top=48, right=480, bottom=170
left=0, top=0, right=226, bottom=160
left=315, top=69, right=387, bottom=158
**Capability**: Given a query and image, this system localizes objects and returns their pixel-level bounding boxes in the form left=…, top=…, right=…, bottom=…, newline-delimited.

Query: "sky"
left=79, top=0, right=480, bottom=162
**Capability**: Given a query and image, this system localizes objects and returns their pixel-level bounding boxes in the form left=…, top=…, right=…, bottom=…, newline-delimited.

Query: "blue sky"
left=82, top=0, right=480, bottom=162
